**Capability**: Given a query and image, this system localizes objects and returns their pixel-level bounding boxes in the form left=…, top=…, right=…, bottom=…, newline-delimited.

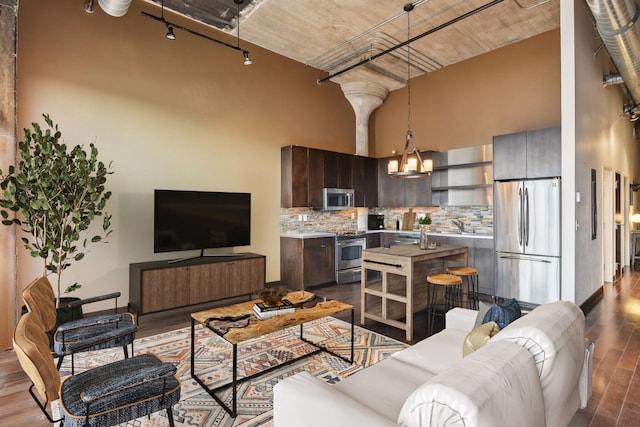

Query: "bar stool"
left=426, top=273, right=463, bottom=335
left=447, top=266, right=479, bottom=310
left=632, top=232, right=640, bottom=267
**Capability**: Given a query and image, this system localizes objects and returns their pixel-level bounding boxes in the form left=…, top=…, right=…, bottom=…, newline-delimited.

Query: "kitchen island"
left=361, top=244, right=468, bottom=341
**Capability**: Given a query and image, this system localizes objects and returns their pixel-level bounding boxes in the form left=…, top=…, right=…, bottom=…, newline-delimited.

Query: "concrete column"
left=341, top=82, right=388, bottom=156
left=0, top=0, right=18, bottom=350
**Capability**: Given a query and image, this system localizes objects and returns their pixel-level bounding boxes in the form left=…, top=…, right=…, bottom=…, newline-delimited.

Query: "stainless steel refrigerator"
left=494, top=178, right=560, bottom=305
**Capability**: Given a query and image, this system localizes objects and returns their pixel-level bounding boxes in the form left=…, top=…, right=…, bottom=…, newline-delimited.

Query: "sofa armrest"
left=274, top=372, right=396, bottom=427
left=445, top=307, right=478, bottom=332
left=398, top=341, right=545, bottom=427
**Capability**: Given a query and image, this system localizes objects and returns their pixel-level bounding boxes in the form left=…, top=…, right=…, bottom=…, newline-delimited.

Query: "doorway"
left=615, top=172, right=622, bottom=276
left=603, top=168, right=614, bottom=282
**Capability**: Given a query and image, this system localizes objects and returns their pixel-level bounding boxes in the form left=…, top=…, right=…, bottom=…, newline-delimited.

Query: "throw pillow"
left=463, top=321, right=501, bottom=356
left=474, top=301, right=492, bottom=329
left=482, top=298, right=522, bottom=329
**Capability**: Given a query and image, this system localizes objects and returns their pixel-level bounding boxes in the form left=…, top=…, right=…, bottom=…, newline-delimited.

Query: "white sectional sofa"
left=274, top=301, right=593, bottom=427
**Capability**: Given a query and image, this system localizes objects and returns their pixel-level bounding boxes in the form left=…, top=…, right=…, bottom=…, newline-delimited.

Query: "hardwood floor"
left=1, top=269, right=639, bottom=426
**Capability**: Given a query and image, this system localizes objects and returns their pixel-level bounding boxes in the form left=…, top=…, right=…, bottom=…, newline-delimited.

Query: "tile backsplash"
left=281, top=206, right=493, bottom=235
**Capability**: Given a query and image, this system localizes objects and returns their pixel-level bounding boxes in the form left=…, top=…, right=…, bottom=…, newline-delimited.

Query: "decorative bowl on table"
left=254, top=287, right=289, bottom=306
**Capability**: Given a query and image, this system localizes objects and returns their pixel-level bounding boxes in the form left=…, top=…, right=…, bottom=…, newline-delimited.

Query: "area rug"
left=59, top=316, right=408, bottom=426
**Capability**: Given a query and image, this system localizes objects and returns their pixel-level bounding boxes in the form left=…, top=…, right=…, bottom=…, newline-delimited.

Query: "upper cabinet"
left=493, top=127, right=561, bottom=180
left=353, top=155, right=378, bottom=207
left=281, top=145, right=309, bottom=208
left=322, top=150, right=353, bottom=189
left=377, top=153, right=433, bottom=207
left=281, top=146, right=378, bottom=208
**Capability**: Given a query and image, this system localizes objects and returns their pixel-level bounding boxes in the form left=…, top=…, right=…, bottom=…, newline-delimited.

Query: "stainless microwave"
left=323, top=188, right=355, bottom=210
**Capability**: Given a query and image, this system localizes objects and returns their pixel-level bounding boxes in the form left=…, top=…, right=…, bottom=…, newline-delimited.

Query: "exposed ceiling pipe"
left=586, top=0, right=640, bottom=118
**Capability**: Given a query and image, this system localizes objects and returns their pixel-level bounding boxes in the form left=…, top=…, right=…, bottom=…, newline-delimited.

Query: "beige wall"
left=373, top=29, right=561, bottom=157
left=12, top=0, right=356, bottom=319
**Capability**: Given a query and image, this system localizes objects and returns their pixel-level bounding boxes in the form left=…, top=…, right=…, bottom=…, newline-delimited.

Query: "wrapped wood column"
left=0, top=0, right=18, bottom=350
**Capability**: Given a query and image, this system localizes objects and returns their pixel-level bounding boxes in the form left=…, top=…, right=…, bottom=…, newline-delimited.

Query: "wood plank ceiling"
left=145, top=0, right=560, bottom=91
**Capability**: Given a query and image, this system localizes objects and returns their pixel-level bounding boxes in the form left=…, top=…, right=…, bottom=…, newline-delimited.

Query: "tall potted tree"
left=0, top=114, right=113, bottom=307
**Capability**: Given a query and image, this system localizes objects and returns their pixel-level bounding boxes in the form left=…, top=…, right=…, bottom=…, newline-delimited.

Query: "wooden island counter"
left=361, top=244, right=468, bottom=341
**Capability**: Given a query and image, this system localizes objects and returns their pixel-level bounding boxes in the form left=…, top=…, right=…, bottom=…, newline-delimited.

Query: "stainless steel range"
left=335, top=231, right=366, bottom=284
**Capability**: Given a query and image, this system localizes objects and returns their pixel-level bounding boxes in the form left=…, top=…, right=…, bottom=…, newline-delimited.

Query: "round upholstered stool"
left=426, top=273, right=463, bottom=335
left=447, top=266, right=479, bottom=310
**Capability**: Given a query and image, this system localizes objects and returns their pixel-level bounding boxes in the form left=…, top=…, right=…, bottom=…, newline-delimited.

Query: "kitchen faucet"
left=451, top=219, right=465, bottom=233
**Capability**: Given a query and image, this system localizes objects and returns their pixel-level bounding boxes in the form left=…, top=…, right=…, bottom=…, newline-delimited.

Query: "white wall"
left=568, top=0, right=640, bottom=304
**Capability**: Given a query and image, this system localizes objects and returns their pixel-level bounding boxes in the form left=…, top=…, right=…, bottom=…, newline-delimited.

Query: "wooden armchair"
left=13, top=311, right=180, bottom=426
left=22, top=276, right=137, bottom=373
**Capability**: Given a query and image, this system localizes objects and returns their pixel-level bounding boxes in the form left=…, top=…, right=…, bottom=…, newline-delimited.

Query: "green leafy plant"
left=0, top=114, right=113, bottom=305
left=417, top=214, right=432, bottom=225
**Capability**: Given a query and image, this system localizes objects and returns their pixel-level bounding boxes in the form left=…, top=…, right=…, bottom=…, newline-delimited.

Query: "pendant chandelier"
left=388, top=3, right=433, bottom=179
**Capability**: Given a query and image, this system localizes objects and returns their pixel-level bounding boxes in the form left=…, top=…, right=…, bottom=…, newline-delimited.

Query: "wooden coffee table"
left=190, top=291, right=355, bottom=417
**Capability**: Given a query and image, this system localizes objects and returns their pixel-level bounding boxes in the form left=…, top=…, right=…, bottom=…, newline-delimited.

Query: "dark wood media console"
left=129, top=253, right=266, bottom=315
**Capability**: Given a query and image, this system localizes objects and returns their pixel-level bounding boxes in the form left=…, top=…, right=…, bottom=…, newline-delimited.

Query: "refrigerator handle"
left=518, top=186, right=523, bottom=246
left=524, top=187, right=530, bottom=246
left=498, top=254, right=552, bottom=264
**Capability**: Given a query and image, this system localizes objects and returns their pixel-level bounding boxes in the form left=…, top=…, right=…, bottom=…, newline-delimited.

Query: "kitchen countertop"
left=373, top=229, right=493, bottom=240
left=364, top=243, right=469, bottom=258
left=280, top=231, right=336, bottom=239
left=281, top=230, right=492, bottom=239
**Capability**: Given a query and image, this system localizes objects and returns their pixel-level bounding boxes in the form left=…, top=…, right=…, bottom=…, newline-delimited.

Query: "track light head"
left=165, top=24, right=176, bottom=40
left=243, top=51, right=252, bottom=65
left=84, top=0, right=95, bottom=13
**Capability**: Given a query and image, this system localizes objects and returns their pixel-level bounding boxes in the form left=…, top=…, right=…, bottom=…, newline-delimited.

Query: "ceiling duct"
left=586, top=0, right=640, bottom=117
left=98, top=0, right=132, bottom=17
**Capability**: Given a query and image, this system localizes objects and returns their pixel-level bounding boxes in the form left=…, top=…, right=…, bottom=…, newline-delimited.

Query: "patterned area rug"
left=59, top=316, right=407, bottom=426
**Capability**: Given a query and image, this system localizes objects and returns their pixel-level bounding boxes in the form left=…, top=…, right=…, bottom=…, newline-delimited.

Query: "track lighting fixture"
left=84, top=0, right=94, bottom=13
left=243, top=51, right=252, bottom=65
left=165, top=23, right=176, bottom=40
left=141, top=0, right=252, bottom=66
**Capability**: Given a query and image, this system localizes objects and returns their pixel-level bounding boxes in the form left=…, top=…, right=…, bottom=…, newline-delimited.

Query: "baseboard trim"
left=580, top=286, right=604, bottom=315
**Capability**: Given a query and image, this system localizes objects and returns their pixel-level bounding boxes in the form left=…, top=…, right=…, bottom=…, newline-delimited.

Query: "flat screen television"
left=154, top=190, right=251, bottom=254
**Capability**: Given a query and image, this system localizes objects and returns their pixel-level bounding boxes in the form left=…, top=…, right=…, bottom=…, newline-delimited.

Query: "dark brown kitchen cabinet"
left=280, top=236, right=335, bottom=289
left=366, top=232, right=381, bottom=249
left=308, top=148, right=324, bottom=208
left=281, top=145, right=309, bottom=208
left=323, top=151, right=353, bottom=189
left=353, top=155, right=378, bottom=207
left=377, top=154, right=432, bottom=207
left=377, top=154, right=404, bottom=207
left=282, top=145, right=378, bottom=208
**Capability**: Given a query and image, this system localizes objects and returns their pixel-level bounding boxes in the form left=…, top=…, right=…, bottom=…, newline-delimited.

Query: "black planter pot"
left=21, top=297, right=84, bottom=350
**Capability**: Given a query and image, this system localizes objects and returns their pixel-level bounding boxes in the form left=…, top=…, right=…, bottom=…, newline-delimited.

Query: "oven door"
left=336, top=238, right=366, bottom=270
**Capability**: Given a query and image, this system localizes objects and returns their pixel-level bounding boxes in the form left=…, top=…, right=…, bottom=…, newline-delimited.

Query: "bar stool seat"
left=447, top=266, right=479, bottom=310
left=426, top=273, right=463, bottom=335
